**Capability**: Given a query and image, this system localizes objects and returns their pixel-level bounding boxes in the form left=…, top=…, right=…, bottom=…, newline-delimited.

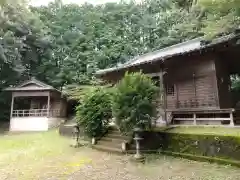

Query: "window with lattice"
left=166, top=84, right=175, bottom=96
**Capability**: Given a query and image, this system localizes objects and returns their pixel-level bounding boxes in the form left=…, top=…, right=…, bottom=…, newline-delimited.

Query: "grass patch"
left=153, top=126, right=240, bottom=137
left=0, top=130, right=92, bottom=180
left=0, top=129, right=239, bottom=180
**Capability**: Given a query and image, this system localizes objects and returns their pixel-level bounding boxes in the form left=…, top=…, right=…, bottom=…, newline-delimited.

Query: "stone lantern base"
left=130, top=155, right=145, bottom=163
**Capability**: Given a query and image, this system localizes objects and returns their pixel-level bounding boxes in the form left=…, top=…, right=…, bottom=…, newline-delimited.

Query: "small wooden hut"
left=96, top=33, right=240, bottom=126
left=5, top=78, right=67, bottom=131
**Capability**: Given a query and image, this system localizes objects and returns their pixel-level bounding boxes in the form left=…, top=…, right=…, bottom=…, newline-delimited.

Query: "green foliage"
left=0, top=0, right=239, bottom=122
left=198, top=0, right=240, bottom=37
left=76, top=88, right=112, bottom=138
left=112, top=72, right=158, bottom=134
left=31, top=0, right=204, bottom=88
left=231, top=75, right=240, bottom=91
left=62, top=78, right=105, bottom=101
left=0, top=1, right=51, bottom=121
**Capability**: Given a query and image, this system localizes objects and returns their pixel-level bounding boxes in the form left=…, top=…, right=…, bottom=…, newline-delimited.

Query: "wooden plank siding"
left=195, top=74, right=217, bottom=108
left=165, top=56, right=220, bottom=110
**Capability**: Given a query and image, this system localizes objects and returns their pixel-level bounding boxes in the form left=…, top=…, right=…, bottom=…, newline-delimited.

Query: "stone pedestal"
left=91, top=137, right=96, bottom=145
left=133, top=127, right=145, bottom=162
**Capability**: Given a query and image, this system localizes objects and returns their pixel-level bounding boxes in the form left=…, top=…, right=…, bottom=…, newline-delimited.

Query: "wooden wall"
left=50, top=99, right=67, bottom=117
left=165, top=55, right=219, bottom=110
left=99, top=52, right=233, bottom=111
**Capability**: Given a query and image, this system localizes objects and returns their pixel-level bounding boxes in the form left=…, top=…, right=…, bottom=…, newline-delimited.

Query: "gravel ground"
left=0, top=131, right=240, bottom=180
left=67, top=150, right=240, bottom=180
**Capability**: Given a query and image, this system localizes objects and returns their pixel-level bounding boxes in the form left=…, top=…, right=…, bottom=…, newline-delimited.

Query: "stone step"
left=92, top=144, right=123, bottom=154
left=100, top=137, right=126, bottom=142
left=106, top=134, right=129, bottom=141
left=97, top=140, right=122, bottom=149
left=108, top=125, right=119, bottom=130
left=107, top=130, right=120, bottom=134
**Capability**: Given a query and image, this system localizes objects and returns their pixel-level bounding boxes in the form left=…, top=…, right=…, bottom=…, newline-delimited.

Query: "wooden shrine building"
left=5, top=78, right=67, bottom=131
left=96, top=33, right=240, bottom=126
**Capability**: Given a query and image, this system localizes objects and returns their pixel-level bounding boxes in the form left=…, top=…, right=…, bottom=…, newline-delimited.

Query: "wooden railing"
left=12, top=109, right=61, bottom=117
left=171, top=108, right=235, bottom=126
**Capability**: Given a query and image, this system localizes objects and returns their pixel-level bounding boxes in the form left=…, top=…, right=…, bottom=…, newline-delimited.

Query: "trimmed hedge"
left=133, top=130, right=240, bottom=166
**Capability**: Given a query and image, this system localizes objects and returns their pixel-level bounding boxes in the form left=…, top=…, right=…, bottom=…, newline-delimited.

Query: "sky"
left=30, top=0, right=124, bottom=6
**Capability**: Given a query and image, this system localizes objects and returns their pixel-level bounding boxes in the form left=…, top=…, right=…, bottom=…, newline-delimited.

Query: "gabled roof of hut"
left=5, top=77, right=61, bottom=92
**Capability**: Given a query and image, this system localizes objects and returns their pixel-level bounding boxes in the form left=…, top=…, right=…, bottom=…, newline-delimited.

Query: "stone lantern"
left=133, top=127, right=144, bottom=161
left=71, top=125, right=80, bottom=148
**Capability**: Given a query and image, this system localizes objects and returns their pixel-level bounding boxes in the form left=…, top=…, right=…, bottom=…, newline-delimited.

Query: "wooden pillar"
left=10, top=94, right=14, bottom=118
left=176, top=84, right=179, bottom=108
left=47, top=92, right=50, bottom=117
left=159, top=69, right=167, bottom=124
left=230, top=111, right=234, bottom=127
left=193, top=73, right=197, bottom=107
left=193, top=113, right=197, bottom=125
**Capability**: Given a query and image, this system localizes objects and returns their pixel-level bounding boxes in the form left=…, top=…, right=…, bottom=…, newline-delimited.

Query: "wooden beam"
left=13, top=91, right=49, bottom=97
left=193, top=113, right=197, bottom=125
left=47, top=92, right=50, bottom=117
left=193, top=73, right=197, bottom=105
left=10, top=95, right=14, bottom=118
left=146, top=72, right=161, bottom=77
left=159, top=69, right=167, bottom=124
left=230, top=112, right=234, bottom=127
left=174, top=118, right=231, bottom=121
left=167, top=108, right=234, bottom=113
left=175, top=83, right=179, bottom=109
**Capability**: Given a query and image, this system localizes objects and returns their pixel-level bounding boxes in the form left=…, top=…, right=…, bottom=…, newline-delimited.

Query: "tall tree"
left=198, top=0, right=240, bottom=37
left=0, top=0, right=51, bottom=120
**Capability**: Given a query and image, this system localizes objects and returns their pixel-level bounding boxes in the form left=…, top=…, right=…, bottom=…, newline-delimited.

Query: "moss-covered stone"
left=133, top=128, right=240, bottom=166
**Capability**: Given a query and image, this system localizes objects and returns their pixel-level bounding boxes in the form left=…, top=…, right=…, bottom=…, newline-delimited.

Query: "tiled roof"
left=96, top=34, right=239, bottom=75
left=4, top=77, right=61, bottom=92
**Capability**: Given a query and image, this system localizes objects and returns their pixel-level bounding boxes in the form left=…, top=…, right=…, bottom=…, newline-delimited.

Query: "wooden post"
left=176, top=84, right=179, bottom=108
left=193, top=73, right=197, bottom=107
left=159, top=69, right=167, bottom=124
left=193, top=113, right=197, bottom=125
left=230, top=111, right=234, bottom=127
left=47, top=92, right=50, bottom=117
left=10, top=95, right=14, bottom=118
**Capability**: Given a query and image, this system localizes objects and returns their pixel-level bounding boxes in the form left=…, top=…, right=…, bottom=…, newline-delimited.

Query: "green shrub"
left=76, top=87, right=112, bottom=138
left=112, top=72, right=158, bottom=134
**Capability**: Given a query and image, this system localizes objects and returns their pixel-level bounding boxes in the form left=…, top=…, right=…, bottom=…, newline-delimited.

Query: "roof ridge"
left=124, top=37, right=203, bottom=65
left=4, top=78, right=61, bottom=93
left=96, top=33, right=239, bottom=75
